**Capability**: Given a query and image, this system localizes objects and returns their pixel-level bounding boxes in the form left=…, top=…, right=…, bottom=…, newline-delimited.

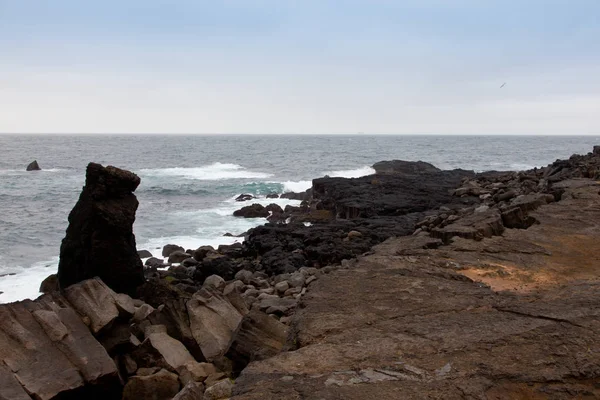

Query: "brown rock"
left=122, top=369, right=180, bottom=400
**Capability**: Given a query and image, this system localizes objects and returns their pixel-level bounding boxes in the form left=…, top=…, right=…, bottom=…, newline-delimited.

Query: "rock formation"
left=26, top=160, right=41, bottom=171
left=58, top=162, right=144, bottom=295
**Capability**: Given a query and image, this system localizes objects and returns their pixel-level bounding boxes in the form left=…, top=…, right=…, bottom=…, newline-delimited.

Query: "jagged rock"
left=227, top=310, right=288, bottom=374
left=144, top=325, right=196, bottom=370
left=26, top=160, right=41, bottom=171
left=57, top=163, right=144, bottom=295
left=235, top=194, right=254, bottom=202
left=203, top=379, right=233, bottom=400
left=122, top=369, right=180, bottom=400
left=39, top=273, right=59, bottom=293
left=233, top=203, right=269, bottom=218
left=187, top=287, right=244, bottom=361
left=0, top=294, right=120, bottom=400
left=137, top=249, right=153, bottom=258
left=173, top=381, right=205, bottom=400
left=162, top=244, right=185, bottom=257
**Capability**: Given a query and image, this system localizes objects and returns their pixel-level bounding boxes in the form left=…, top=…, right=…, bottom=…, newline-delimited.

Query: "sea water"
left=0, top=134, right=597, bottom=303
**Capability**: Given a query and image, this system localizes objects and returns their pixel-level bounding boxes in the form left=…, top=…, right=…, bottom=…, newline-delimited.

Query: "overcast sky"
left=0, top=0, right=598, bottom=134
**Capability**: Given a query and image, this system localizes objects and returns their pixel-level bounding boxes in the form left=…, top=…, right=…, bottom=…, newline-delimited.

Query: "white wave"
left=324, top=166, right=376, bottom=178
left=281, top=180, right=312, bottom=193
left=139, top=163, right=273, bottom=181
left=0, top=256, right=58, bottom=304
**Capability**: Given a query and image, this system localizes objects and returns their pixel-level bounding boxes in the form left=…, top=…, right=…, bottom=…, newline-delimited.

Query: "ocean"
left=0, top=134, right=598, bottom=303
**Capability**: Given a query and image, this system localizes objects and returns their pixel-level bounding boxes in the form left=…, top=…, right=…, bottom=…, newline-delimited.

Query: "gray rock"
left=137, top=249, right=153, bottom=258
left=168, top=250, right=192, bottom=264
left=203, top=275, right=226, bottom=291
left=274, top=281, right=290, bottom=294
left=162, top=244, right=184, bottom=257
left=145, top=257, right=167, bottom=268
left=234, top=269, right=253, bottom=284
left=204, top=379, right=233, bottom=400
left=144, top=325, right=196, bottom=370
left=287, top=272, right=305, bottom=288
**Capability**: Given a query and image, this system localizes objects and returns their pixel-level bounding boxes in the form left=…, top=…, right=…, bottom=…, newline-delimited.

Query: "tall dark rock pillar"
left=58, top=162, right=144, bottom=295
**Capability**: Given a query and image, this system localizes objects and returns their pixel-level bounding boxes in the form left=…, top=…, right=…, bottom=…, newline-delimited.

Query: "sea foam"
left=140, top=163, right=273, bottom=180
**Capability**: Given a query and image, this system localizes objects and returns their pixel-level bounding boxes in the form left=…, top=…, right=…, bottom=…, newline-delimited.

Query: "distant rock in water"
left=26, top=160, right=41, bottom=171
left=58, top=162, right=144, bottom=295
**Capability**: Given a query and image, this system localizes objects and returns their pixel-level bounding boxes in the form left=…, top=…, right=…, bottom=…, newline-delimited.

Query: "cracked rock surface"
left=231, top=179, right=600, bottom=399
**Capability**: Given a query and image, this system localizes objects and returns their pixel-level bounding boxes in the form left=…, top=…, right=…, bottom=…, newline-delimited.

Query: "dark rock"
left=57, top=163, right=144, bottom=295
left=26, top=160, right=41, bottom=171
left=137, top=249, right=153, bottom=258
left=372, top=160, right=440, bottom=175
left=265, top=203, right=284, bottom=215
left=193, top=245, right=216, bottom=261
left=235, top=193, right=255, bottom=202
left=431, top=210, right=505, bottom=243
left=194, top=255, right=237, bottom=283
left=233, top=204, right=269, bottom=218
left=223, top=232, right=235, bottom=237
left=122, top=369, right=180, bottom=400
left=39, top=273, right=59, bottom=293
left=266, top=193, right=279, bottom=199
left=145, top=257, right=167, bottom=268
left=181, top=257, right=200, bottom=267
left=162, top=244, right=184, bottom=257
left=168, top=250, right=192, bottom=264
left=281, top=190, right=311, bottom=201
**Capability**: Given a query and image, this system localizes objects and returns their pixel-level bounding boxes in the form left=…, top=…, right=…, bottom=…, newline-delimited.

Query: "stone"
left=193, top=245, right=216, bottom=261
left=26, top=160, right=41, bottom=171
left=123, top=354, right=138, bottom=375
left=0, top=294, right=120, bottom=400
left=57, top=162, right=144, bottom=295
left=163, top=244, right=185, bottom=257
left=144, top=324, right=196, bottom=370
left=305, top=275, right=317, bottom=285
left=114, top=293, right=136, bottom=316
left=227, top=310, right=288, bottom=374
left=173, top=381, right=205, bottom=400
left=137, top=249, right=153, bottom=258
left=266, top=193, right=279, bottom=199
left=146, top=257, right=167, bottom=268
left=203, top=275, right=226, bottom=291
left=287, top=272, right=305, bottom=288
left=187, top=287, right=244, bottom=361
left=258, top=297, right=297, bottom=314
left=169, top=250, right=192, bottom=264
left=39, top=273, right=59, bottom=293
left=63, top=278, right=120, bottom=334
left=347, top=230, right=363, bottom=239
left=182, top=257, right=200, bottom=267
left=274, top=281, right=289, bottom=294
left=133, top=303, right=155, bottom=322
left=223, top=280, right=245, bottom=296
left=176, top=361, right=217, bottom=385
left=122, top=369, right=180, bottom=400
left=233, top=203, right=269, bottom=218
left=431, top=210, right=505, bottom=243
left=203, top=379, right=233, bottom=400
left=235, top=193, right=255, bottom=201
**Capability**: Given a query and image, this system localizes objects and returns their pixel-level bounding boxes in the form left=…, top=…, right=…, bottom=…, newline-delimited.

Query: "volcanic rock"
left=235, top=194, right=255, bottom=202
left=57, top=163, right=144, bottom=295
left=26, top=160, right=41, bottom=171
left=233, top=203, right=269, bottom=218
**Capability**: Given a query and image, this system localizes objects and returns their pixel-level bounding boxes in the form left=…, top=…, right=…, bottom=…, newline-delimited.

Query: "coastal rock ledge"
left=57, top=162, right=144, bottom=295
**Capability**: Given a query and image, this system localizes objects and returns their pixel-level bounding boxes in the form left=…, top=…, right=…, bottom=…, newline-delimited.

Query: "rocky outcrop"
left=26, top=160, right=41, bottom=171
left=233, top=204, right=270, bottom=218
left=0, top=293, right=121, bottom=400
left=57, top=163, right=144, bottom=295
left=372, top=159, right=440, bottom=175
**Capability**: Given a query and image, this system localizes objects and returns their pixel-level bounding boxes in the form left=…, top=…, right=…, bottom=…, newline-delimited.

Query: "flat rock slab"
left=232, top=180, right=600, bottom=399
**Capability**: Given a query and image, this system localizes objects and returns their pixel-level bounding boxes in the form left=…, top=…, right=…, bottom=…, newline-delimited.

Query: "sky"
left=0, top=0, right=598, bottom=134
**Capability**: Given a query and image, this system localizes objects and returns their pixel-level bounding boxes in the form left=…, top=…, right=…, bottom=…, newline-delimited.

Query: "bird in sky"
left=500, top=82, right=506, bottom=88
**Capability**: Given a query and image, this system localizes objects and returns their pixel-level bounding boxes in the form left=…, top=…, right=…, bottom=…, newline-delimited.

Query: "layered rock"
left=58, top=162, right=144, bottom=295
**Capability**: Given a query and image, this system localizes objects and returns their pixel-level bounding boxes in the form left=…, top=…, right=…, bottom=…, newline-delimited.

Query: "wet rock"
left=26, top=160, right=41, bottom=171
left=57, top=163, right=144, bottom=295
left=235, top=193, right=255, bottom=202
left=122, top=369, right=180, bottom=400
left=266, top=193, right=279, bottom=199
left=233, top=203, right=269, bottom=218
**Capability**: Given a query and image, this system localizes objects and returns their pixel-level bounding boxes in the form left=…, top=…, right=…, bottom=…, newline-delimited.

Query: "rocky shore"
left=2, top=147, right=600, bottom=399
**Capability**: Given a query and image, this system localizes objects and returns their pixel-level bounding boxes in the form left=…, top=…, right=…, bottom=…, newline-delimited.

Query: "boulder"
left=234, top=270, right=253, bottom=284
left=193, top=245, right=216, bottom=261
left=26, top=160, right=41, bottom=171
left=137, top=249, right=153, bottom=258
left=162, top=244, right=185, bottom=257
left=372, top=160, right=440, bottom=175
left=168, top=250, right=192, bottom=264
left=39, top=273, right=59, bottom=293
left=187, top=287, right=244, bottom=361
left=203, top=275, right=226, bottom=291
left=173, top=381, right=205, bottom=400
left=144, top=325, right=196, bottom=370
left=57, top=163, right=144, bottom=295
left=0, top=294, right=121, bottom=400
left=203, top=379, right=233, bottom=400
left=176, top=361, right=217, bottom=385
left=233, top=204, right=269, bottom=218
left=122, top=369, right=180, bottom=400
left=145, top=257, right=167, bottom=268
left=280, top=191, right=309, bottom=201
left=235, top=193, right=254, bottom=202
left=266, top=193, right=279, bottom=199
left=265, top=203, right=284, bottom=215
left=227, top=310, right=288, bottom=374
